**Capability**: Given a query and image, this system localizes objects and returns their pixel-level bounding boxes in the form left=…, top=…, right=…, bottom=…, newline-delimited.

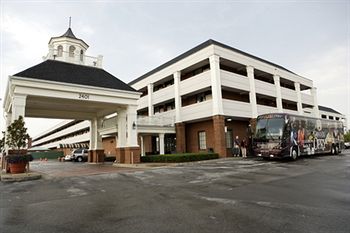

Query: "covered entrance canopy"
left=3, top=59, right=141, bottom=163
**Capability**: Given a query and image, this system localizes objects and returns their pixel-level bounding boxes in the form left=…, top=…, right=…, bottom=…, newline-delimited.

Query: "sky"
left=0, top=0, right=349, bottom=137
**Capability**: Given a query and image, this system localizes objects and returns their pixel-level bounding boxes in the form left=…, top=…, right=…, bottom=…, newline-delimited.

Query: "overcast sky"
left=0, top=0, right=349, bottom=137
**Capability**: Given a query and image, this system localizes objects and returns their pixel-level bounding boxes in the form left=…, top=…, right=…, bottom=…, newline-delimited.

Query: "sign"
left=78, top=93, right=89, bottom=100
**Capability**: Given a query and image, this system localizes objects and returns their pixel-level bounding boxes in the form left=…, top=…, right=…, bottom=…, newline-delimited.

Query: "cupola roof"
left=49, top=27, right=89, bottom=48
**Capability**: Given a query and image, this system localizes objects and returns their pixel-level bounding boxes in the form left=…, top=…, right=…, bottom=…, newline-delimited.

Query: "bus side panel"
left=289, top=116, right=344, bottom=156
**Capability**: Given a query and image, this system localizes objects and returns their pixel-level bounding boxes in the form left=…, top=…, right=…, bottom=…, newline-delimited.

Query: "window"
left=57, top=45, right=63, bottom=57
left=80, top=50, right=84, bottom=61
left=69, top=45, right=75, bottom=57
left=198, top=131, right=207, bottom=150
left=226, top=129, right=233, bottom=148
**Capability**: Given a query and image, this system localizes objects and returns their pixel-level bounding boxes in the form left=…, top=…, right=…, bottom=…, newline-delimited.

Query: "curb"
left=1, top=172, right=42, bottom=183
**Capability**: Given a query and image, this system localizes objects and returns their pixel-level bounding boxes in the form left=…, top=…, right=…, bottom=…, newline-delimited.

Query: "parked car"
left=64, top=148, right=89, bottom=162
left=345, top=142, right=350, bottom=149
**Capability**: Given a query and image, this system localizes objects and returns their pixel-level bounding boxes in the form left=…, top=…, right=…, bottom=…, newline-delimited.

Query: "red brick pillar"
left=175, top=122, right=186, bottom=153
left=124, top=147, right=141, bottom=164
left=88, top=149, right=105, bottom=163
left=115, top=148, right=125, bottom=163
left=212, top=115, right=227, bottom=158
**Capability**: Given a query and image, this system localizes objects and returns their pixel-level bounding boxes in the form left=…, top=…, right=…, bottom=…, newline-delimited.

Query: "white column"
left=4, top=112, right=12, bottom=154
left=140, top=135, right=145, bottom=156
left=294, top=82, right=303, bottom=115
left=174, top=71, right=182, bottom=123
left=117, top=109, right=127, bottom=148
left=147, top=83, right=154, bottom=116
left=209, top=54, right=224, bottom=115
left=311, top=87, right=320, bottom=118
left=159, top=133, right=165, bottom=155
left=127, top=105, right=138, bottom=147
left=11, top=94, right=26, bottom=122
left=273, top=75, right=283, bottom=112
left=89, top=117, right=103, bottom=150
left=247, top=66, right=258, bottom=118
left=97, top=55, right=103, bottom=68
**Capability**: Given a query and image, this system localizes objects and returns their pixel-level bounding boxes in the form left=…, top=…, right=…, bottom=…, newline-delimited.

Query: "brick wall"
left=225, top=119, right=249, bottom=155
left=102, top=137, right=116, bottom=157
left=185, top=119, right=214, bottom=153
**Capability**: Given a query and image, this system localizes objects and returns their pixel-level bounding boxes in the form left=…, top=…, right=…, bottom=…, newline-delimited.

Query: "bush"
left=140, top=152, right=219, bottom=163
left=7, top=154, right=33, bottom=164
left=31, top=151, right=64, bottom=160
left=104, top=156, right=116, bottom=162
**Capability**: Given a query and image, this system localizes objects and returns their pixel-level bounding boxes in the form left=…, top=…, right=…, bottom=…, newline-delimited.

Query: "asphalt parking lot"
left=28, top=160, right=143, bottom=178
left=1, top=151, right=350, bottom=233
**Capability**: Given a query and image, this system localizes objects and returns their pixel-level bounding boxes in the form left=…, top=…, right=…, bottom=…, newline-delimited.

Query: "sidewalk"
left=0, top=171, right=42, bottom=183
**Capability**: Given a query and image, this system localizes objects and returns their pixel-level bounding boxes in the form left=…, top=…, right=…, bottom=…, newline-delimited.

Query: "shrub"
left=140, top=152, right=219, bottom=163
left=6, top=154, right=33, bottom=164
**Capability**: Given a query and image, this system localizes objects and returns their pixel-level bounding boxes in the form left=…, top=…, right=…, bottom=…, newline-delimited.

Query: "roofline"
left=10, top=75, right=141, bottom=97
left=318, top=105, right=342, bottom=115
left=129, top=39, right=300, bottom=85
left=48, top=36, right=89, bottom=48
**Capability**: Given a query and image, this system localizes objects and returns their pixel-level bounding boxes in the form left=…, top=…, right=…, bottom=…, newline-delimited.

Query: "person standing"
left=241, top=138, right=247, bottom=158
left=233, top=136, right=240, bottom=157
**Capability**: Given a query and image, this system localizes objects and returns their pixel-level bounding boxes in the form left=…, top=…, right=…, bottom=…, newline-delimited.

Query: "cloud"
left=299, top=45, right=350, bottom=128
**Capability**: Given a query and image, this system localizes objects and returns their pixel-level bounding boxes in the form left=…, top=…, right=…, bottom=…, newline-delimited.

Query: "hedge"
left=140, top=152, right=219, bottom=163
left=30, top=151, right=64, bottom=160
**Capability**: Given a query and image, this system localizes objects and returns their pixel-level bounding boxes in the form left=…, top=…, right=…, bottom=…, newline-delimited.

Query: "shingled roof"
left=318, top=105, right=341, bottom=115
left=49, top=27, right=88, bottom=47
left=60, top=27, right=77, bottom=39
left=13, top=60, right=136, bottom=92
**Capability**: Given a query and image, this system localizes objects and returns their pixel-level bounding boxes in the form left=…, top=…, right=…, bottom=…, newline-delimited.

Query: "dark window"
left=226, top=129, right=233, bottom=148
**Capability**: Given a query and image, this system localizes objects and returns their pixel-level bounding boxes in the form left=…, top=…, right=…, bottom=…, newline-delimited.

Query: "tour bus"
left=253, top=113, right=344, bottom=160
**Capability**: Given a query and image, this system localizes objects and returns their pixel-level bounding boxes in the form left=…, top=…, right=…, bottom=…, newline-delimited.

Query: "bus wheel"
left=291, top=149, right=298, bottom=161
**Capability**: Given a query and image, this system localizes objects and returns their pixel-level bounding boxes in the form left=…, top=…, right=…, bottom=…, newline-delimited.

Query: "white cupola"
left=44, top=24, right=103, bottom=68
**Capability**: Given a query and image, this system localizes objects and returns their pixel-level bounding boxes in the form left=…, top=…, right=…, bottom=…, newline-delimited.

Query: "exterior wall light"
left=132, top=122, right=136, bottom=129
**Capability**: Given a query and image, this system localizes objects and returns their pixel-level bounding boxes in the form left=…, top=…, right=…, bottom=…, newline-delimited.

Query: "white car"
left=64, top=148, right=89, bottom=162
left=345, top=142, right=350, bottom=149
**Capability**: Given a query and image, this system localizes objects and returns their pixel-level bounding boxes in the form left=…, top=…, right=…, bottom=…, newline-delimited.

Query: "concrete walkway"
left=1, top=171, right=42, bottom=183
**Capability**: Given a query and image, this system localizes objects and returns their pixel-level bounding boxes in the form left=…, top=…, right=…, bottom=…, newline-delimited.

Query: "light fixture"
left=132, top=121, right=136, bottom=129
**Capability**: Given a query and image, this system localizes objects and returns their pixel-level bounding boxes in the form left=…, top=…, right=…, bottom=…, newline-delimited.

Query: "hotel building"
left=29, top=30, right=347, bottom=160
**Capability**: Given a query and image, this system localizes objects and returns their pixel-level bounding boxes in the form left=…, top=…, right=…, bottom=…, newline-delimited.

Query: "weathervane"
left=69, top=16, right=71, bottom=28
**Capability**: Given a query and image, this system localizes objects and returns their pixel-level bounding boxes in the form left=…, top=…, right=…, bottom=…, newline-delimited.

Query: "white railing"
left=137, top=115, right=175, bottom=127
left=181, top=100, right=213, bottom=122
left=220, top=70, right=250, bottom=91
left=301, top=93, right=313, bottom=105
left=137, top=96, right=148, bottom=110
left=257, top=105, right=279, bottom=115
left=180, top=70, right=211, bottom=96
left=153, top=85, right=175, bottom=105
left=44, top=49, right=102, bottom=68
left=254, top=79, right=277, bottom=97
left=281, top=87, right=297, bottom=101
left=222, top=99, right=252, bottom=118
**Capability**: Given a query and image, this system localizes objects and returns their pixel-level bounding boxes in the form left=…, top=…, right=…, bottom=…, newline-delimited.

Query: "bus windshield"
left=255, top=118, right=285, bottom=140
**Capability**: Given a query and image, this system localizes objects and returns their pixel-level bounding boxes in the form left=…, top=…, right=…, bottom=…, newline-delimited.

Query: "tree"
left=344, top=131, right=350, bottom=142
left=5, top=116, right=30, bottom=154
left=0, top=131, right=5, bottom=153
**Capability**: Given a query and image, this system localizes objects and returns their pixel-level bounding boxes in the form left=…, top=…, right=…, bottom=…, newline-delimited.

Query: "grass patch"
left=140, top=152, right=219, bottom=163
